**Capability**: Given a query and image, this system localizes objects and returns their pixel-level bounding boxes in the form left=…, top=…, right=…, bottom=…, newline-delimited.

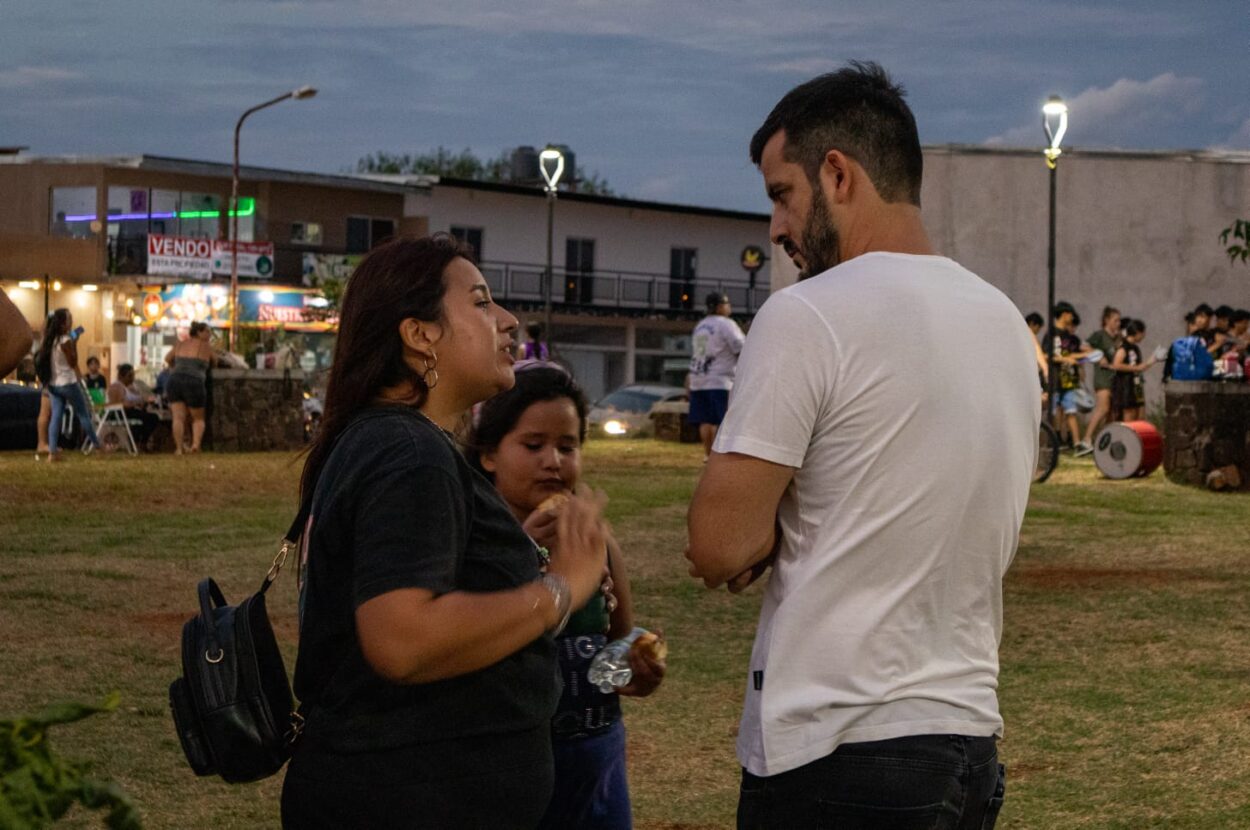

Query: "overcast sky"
left=3, top=1, right=1246, bottom=213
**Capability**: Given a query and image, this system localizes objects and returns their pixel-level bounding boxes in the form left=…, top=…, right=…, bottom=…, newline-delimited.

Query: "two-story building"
left=0, top=152, right=776, bottom=400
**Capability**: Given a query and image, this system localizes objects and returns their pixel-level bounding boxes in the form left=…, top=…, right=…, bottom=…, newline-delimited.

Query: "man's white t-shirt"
left=714, top=252, right=1039, bottom=777
left=689, top=314, right=746, bottom=392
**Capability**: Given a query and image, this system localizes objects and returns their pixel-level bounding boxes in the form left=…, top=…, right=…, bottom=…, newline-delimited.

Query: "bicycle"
left=1034, top=420, right=1061, bottom=483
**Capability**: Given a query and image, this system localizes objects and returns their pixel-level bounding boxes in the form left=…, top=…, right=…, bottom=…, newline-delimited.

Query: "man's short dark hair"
left=86, top=356, right=100, bottom=366
left=1214, top=305, right=1234, bottom=320
left=1232, top=309, right=1250, bottom=324
left=118, top=363, right=134, bottom=377
left=1194, top=303, right=1214, bottom=316
left=1025, top=311, right=1044, bottom=328
left=749, top=61, right=923, bottom=206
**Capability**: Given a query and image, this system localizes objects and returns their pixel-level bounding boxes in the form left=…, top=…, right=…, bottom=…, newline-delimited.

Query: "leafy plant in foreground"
left=0, top=693, right=141, bottom=829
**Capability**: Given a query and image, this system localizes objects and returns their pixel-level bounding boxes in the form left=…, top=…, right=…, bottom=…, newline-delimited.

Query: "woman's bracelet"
left=536, top=573, right=572, bottom=637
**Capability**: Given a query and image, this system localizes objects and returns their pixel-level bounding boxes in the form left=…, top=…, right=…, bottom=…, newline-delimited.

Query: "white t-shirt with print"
left=689, top=314, right=746, bottom=392
left=713, top=252, right=1039, bottom=777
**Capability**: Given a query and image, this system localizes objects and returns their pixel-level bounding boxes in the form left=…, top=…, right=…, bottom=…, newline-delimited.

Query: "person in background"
left=1077, top=306, right=1120, bottom=456
left=283, top=235, right=608, bottom=829
left=518, top=320, right=551, bottom=361
left=469, top=364, right=664, bottom=830
left=1047, top=302, right=1089, bottom=451
left=1110, top=319, right=1156, bottom=422
left=83, top=356, right=107, bottom=393
left=1192, top=303, right=1214, bottom=344
left=1025, top=311, right=1048, bottom=400
left=107, top=363, right=161, bottom=449
left=34, top=308, right=100, bottom=461
left=165, top=321, right=216, bottom=454
left=0, top=288, right=30, bottom=379
left=687, top=292, right=746, bottom=457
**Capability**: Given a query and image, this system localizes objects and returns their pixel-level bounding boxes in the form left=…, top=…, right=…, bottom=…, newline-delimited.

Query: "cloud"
left=985, top=72, right=1206, bottom=149
left=0, top=65, right=81, bottom=88
left=1215, top=118, right=1250, bottom=151
left=760, top=57, right=842, bottom=76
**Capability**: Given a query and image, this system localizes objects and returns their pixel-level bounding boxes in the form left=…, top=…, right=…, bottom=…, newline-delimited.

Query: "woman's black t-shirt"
left=293, top=406, right=559, bottom=753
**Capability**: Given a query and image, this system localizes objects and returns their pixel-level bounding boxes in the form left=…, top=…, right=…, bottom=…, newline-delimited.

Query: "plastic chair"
left=83, top=382, right=137, bottom=455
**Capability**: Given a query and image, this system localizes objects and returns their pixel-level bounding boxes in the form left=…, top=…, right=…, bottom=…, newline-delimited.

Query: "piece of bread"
left=537, top=492, right=571, bottom=512
left=631, top=630, right=668, bottom=663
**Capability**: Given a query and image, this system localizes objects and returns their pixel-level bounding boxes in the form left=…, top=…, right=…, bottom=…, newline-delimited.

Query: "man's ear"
left=479, top=450, right=497, bottom=473
left=820, top=149, right=855, bottom=205
left=398, top=318, right=442, bottom=360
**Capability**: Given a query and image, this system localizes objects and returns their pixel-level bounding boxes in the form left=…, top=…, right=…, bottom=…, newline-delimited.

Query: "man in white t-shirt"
left=686, top=62, right=1037, bottom=830
left=688, top=292, right=746, bottom=456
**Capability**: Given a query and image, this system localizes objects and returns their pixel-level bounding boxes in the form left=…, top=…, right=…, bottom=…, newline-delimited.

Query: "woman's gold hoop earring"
left=421, top=350, right=439, bottom=390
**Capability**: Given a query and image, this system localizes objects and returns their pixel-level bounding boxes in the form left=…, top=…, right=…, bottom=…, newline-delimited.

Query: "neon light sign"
left=64, top=197, right=256, bottom=223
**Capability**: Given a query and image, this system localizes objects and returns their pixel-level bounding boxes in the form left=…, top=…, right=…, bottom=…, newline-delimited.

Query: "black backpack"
left=169, top=513, right=306, bottom=783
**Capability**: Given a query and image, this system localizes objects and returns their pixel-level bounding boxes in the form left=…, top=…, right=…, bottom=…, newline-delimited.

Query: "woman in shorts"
left=165, top=321, right=215, bottom=454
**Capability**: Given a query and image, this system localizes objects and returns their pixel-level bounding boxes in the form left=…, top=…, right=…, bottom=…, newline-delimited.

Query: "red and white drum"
left=1093, top=421, right=1163, bottom=479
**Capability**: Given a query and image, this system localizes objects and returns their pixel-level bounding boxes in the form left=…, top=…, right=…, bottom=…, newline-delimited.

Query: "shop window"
left=346, top=216, right=396, bottom=253
left=450, top=226, right=484, bottom=260
left=50, top=187, right=98, bottom=238
left=105, top=187, right=225, bottom=240
left=291, top=222, right=323, bottom=245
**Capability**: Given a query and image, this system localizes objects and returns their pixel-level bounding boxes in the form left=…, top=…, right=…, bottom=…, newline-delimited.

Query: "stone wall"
left=209, top=369, right=306, bottom=452
left=1163, top=381, right=1250, bottom=489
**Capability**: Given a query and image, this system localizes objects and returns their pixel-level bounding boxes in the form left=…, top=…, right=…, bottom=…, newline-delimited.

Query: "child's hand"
left=522, top=505, right=561, bottom=550
left=619, top=632, right=666, bottom=697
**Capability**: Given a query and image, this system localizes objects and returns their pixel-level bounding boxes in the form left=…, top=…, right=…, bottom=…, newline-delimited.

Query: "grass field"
left=1, top=442, right=1248, bottom=829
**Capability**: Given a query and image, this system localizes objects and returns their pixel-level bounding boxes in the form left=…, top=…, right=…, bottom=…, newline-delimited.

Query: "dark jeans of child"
left=538, top=718, right=632, bottom=830
left=737, top=733, right=1004, bottom=830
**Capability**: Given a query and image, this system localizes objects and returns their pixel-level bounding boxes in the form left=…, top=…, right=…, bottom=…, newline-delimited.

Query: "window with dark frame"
left=291, top=222, right=323, bottom=245
left=346, top=216, right=396, bottom=253
left=450, top=226, right=484, bottom=261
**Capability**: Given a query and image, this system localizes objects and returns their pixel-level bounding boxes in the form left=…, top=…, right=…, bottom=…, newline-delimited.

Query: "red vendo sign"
left=148, top=235, right=212, bottom=258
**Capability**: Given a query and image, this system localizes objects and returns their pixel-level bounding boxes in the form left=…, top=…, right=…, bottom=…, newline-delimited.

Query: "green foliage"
left=355, top=147, right=616, bottom=195
left=576, top=168, right=616, bottom=197
left=355, top=147, right=511, bottom=180
left=1219, top=219, right=1250, bottom=265
left=0, top=692, right=141, bottom=829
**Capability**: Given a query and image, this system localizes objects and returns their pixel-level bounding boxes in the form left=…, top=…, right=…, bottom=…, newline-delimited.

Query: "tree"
left=1220, top=219, right=1250, bottom=265
left=355, top=147, right=616, bottom=195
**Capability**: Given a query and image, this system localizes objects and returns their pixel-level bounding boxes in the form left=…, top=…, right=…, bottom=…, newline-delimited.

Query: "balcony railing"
left=477, top=260, right=767, bottom=317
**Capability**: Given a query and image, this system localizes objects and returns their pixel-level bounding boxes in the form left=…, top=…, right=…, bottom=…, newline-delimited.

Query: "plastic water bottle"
left=586, top=627, right=646, bottom=693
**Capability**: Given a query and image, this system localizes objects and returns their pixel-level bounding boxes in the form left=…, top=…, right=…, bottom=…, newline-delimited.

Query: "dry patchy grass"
left=1, top=446, right=1248, bottom=828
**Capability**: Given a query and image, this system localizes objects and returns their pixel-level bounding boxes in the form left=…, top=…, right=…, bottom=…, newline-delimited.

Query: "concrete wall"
left=769, top=147, right=1250, bottom=410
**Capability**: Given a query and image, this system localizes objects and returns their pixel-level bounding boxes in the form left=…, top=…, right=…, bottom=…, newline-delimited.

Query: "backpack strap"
left=196, top=578, right=229, bottom=663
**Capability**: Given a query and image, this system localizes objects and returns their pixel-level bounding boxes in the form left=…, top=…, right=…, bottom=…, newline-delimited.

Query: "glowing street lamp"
left=539, top=147, right=564, bottom=355
left=229, top=85, right=317, bottom=353
left=1042, top=95, right=1068, bottom=406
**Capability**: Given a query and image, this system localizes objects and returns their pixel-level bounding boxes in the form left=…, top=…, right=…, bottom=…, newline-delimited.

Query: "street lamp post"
left=1042, top=95, right=1068, bottom=407
left=539, top=148, right=565, bottom=359
left=228, top=85, right=317, bottom=354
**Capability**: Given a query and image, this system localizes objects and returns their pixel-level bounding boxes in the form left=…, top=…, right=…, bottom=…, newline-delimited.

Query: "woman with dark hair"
left=283, top=235, right=609, bottom=828
left=1110, top=319, right=1156, bottom=422
left=1077, top=305, right=1120, bottom=456
left=467, top=364, right=665, bottom=830
left=165, top=320, right=216, bottom=453
left=35, top=308, right=100, bottom=461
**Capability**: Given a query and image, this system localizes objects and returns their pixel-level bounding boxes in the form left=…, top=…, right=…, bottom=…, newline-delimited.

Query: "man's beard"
left=796, top=186, right=840, bottom=281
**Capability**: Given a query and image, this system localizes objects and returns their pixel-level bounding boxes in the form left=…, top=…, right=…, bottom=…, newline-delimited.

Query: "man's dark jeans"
left=738, top=734, right=1004, bottom=830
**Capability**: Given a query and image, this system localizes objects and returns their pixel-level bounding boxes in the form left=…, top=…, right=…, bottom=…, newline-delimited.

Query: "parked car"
left=587, top=383, right=687, bottom=439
